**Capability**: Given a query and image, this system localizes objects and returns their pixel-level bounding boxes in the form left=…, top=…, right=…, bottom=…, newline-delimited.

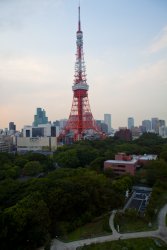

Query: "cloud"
left=114, top=59, right=167, bottom=117
left=0, top=56, right=49, bottom=85
left=0, top=52, right=73, bottom=129
left=88, top=55, right=167, bottom=127
left=0, top=0, right=64, bottom=31
left=148, top=25, right=167, bottom=53
left=0, top=53, right=73, bottom=107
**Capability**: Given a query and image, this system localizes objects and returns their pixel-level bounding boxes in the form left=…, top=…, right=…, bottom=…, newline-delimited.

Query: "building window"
left=26, top=130, right=30, bottom=137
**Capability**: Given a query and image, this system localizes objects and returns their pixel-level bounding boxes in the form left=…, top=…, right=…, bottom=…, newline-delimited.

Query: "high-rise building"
left=33, top=108, right=48, bottom=127
left=151, top=117, right=159, bottom=133
left=52, top=121, right=60, bottom=137
left=53, top=120, right=60, bottom=127
left=104, top=114, right=112, bottom=133
left=9, top=122, right=16, bottom=131
left=142, top=120, right=151, bottom=132
left=96, top=120, right=108, bottom=134
left=59, top=119, right=67, bottom=130
left=159, top=120, right=166, bottom=127
left=128, top=117, right=134, bottom=130
left=159, top=126, right=167, bottom=138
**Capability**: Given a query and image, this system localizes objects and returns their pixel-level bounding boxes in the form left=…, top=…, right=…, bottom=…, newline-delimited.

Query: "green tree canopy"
left=0, top=192, right=50, bottom=250
left=145, top=159, right=167, bottom=185
left=160, top=150, right=167, bottom=162
left=23, top=161, right=43, bottom=176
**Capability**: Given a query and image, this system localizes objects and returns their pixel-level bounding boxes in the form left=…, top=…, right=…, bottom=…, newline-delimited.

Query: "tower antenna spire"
left=78, top=2, right=81, bottom=31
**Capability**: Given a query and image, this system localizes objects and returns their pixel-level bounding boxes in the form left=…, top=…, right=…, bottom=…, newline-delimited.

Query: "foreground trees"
left=1, top=192, right=50, bottom=250
left=0, top=166, right=132, bottom=249
left=0, top=133, right=167, bottom=249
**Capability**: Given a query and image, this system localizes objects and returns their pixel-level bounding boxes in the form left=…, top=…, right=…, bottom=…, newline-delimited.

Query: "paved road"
left=50, top=204, right=167, bottom=250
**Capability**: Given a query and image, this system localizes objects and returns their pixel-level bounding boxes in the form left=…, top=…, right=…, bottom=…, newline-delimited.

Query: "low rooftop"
left=105, top=159, right=138, bottom=165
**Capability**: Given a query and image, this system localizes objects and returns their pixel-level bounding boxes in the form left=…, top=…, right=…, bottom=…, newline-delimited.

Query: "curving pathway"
left=50, top=204, right=167, bottom=250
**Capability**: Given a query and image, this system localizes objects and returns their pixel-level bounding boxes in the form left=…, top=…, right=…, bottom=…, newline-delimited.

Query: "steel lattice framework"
left=60, top=6, right=102, bottom=142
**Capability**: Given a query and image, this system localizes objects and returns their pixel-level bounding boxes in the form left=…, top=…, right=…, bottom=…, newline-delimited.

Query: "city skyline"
left=0, top=0, right=167, bottom=130
left=3, top=110, right=167, bottom=132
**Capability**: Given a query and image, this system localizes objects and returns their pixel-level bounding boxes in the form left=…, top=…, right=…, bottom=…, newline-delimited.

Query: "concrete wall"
left=17, top=137, right=57, bottom=152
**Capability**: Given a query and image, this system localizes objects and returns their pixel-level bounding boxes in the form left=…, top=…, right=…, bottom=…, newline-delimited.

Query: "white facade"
left=56, top=126, right=60, bottom=136
left=38, top=123, right=52, bottom=137
left=23, top=126, right=32, bottom=137
left=17, top=137, right=57, bottom=152
left=20, top=123, right=58, bottom=152
left=23, top=124, right=52, bottom=137
left=23, top=123, right=59, bottom=137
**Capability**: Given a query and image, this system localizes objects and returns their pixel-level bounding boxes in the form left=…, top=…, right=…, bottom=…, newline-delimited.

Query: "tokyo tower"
left=60, top=6, right=102, bottom=142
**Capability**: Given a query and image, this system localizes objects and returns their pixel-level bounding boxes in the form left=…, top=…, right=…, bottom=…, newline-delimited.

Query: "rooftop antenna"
left=78, top=1, right=81, bottom=31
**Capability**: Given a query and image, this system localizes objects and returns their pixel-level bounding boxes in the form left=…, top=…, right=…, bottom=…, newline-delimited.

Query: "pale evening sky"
left=0, top=0, right=167, bottom=130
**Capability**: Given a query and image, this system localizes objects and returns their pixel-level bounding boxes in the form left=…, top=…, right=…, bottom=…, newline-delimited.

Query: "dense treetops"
left=0, top=133, right=167, bottom=249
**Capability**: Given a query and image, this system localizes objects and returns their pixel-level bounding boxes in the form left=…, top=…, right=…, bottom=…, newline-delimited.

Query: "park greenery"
left=0, top=133, right=167, bottom=249
left=62, top=213, right=112, bottom=242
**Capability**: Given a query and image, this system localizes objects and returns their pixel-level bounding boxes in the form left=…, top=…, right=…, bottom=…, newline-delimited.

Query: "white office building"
left=17, top=137, right=57, bottom=152
left=18, top=123, right=58, bottom=152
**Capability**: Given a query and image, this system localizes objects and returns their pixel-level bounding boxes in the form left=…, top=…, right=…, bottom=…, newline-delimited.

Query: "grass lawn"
left=114, top=212, right=157, bottom=233
left=61, top=213, right=112, bottom=242
left=77, top=237, right=167, bottom=250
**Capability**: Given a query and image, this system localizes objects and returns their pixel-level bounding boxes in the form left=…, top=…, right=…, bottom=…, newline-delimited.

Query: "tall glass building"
left=142, top=120, right=151, bottom=132
left=104, top=114, right=112, bottom=133
left=33, top=108, right=48, bottom=126
left=128, top=117, right=134, bottom=130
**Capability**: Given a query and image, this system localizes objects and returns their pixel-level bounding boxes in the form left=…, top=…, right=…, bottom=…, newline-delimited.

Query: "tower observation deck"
left=59, top=6, right=103, bottom=142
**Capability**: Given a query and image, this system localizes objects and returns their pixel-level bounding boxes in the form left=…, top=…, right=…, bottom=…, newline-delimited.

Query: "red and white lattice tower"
left=60, top=6, right=102, bottom=142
